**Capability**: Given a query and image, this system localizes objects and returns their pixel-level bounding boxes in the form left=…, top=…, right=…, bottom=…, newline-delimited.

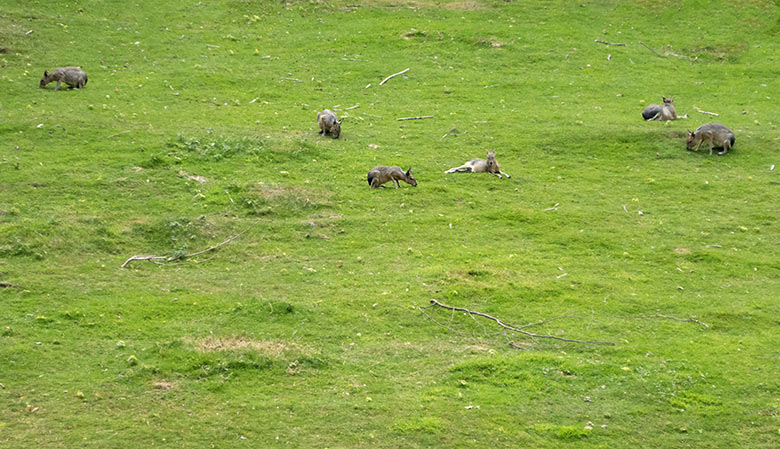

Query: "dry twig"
left=595, top=39, right=626, bottom=46
left=421, top=299, right=615, bottom=345
left=281, top=78, right=302, bottom=83
left=121, top=228, right=249, bottom=268
left=379, top=68, right=409, bottom=86
left=107, top=130, right=131, bottom=138
left=629, top=314, right=710, bottom=329
left=396, top=115, right=433, bottom=121
left=638, top=41, right=663, bottom=57
left=693, top=106, right=719, bottom=117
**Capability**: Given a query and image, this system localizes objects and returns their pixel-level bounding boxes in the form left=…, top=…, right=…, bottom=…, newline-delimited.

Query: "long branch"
left=424, top=299, right=615, bottom=345
left=629, top=314, right=710, bottom=329
left=693, top=106, right=719, bottom=117
left=379, top=68, right=409, bottom=86
left=397, top=115, right=433, bottom=121
left=121, top=228, right=249, bottom=268
left=594, top=39, right=626, bottom=46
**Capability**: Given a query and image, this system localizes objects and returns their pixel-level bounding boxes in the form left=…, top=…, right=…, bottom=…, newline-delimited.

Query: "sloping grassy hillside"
left=1, top=1, right=779, bottom=447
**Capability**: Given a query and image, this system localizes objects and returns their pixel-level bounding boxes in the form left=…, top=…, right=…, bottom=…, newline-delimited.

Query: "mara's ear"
left=337, top=119, right=343, bottom=124
left=406, top=168, right=412, bottom=174
left=43, top=70, right=48, bottom=76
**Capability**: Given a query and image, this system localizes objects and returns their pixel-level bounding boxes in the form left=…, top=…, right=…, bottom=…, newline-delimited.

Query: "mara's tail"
left=84, top=74, right=88, bottom=86
left=729, top=134, right=735, bottom=147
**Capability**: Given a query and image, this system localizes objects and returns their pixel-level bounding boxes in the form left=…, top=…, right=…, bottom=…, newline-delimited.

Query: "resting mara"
left=686, top=123, right=735, bottom=155
left=317, top=109, right=342, bottom=138
left=444, top=150, right=511, bottom=178
left=367, top=166, right=417, bottom=189
left=642, top=96, right=686, bottom=121
left=40, top=67, right=88, bottom=90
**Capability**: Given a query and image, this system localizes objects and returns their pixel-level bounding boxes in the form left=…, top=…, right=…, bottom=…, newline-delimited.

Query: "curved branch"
left=121, top=228, right=249, bottom=268
left=424, top=299, right=615, bottom=346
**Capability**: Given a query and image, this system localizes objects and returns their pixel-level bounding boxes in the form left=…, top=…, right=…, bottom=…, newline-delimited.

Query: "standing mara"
left=686, top=123, right=735, bottom=155
left=367, top=166, right=417, bottom=189
left=39, top=67, right=88, bottom=90
left=317, top=109, right=342, bottom=138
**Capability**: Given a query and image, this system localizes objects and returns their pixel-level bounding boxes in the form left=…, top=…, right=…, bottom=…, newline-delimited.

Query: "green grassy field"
left=1, top=0, right=779, bottom=447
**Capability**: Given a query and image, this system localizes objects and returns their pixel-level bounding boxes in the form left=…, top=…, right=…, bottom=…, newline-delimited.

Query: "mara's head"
left=331, top=119, right=342, bottom=138
left=405, top=168, right=418, bottom=187
left=662, top=96, right=674, bottom=105
left=39, top=70, right=51, bottom=88
left=685, top=130, right=698, bottom=149
left=485, top=150, right=497, bottom=169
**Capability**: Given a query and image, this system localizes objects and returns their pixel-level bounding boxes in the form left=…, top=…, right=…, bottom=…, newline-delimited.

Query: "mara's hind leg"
left=444, top=165, right=472, bottom=174
left=718, top=140, right=731, bottom=155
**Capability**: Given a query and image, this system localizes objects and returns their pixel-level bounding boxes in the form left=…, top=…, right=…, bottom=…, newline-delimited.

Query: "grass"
left=1, top=0, right=780, bottom=447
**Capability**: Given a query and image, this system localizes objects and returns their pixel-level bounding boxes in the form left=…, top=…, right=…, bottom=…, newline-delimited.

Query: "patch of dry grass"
left=187, top=335, right=308, bottom=358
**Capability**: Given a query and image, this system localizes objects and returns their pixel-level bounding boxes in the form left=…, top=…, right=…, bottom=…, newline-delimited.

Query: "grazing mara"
left=317, top=109, right=342, bottom=138
left=367, top=166, right=417, bottom=189
left=642, top=96, right=687, bottom=121
left=39, top=67, right=88, bottom=90
left=444, top=150, right=511, bottom=178
left=686, top=123, right=735, bottom=155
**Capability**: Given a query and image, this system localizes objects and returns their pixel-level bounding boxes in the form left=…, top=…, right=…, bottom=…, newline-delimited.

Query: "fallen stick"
left=379, top=68, right=409, bottom=86
left=396, top=115, right=433, bottom=121
left=629, top=314, right=710, bottom=329
left=344, top=105, right=360, bottom=110
left=107, top=130, right=131, bottom=138
left=693, top=106, right=719, bottom=117
left=122, top=228, right=249, bottom=268
left=281, top=78, right=302, bottom=83
left=595, top=39, right=626, bottom=46
left=638, top=41, right=663, bottom=57
left=422, top=299, right=615, bottom=345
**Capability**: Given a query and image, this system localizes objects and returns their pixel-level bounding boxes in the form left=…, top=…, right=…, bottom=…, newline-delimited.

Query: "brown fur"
left=686, top=123, right=735, bottom=155
left=367, top=166, right=417, bottom=189
left=444, top=150, right=511, bottom=178
left=40, top=67, right=88, bottom=90
left=317, top=109, right=342, bottom=138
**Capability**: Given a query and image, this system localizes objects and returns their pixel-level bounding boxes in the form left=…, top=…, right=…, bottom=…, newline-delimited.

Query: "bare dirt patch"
left=372, top=0, right=485, bottom=11
left=187, top=336, right=306, bottom=357
left=153, top=380, right=177, bottom=391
